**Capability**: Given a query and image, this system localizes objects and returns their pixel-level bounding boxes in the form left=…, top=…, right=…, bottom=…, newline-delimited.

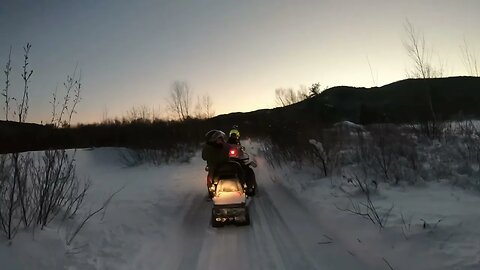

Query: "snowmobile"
left=210, top=161, right=250, bottom=227
left=227, top=144, right=258, bottom=196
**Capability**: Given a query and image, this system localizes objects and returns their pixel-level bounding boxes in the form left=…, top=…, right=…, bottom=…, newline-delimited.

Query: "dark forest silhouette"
left=2, top=76, right=480, bottom=154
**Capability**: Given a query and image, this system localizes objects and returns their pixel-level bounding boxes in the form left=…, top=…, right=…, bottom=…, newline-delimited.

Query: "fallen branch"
left=66, top=185, right=125, bottom=245
left=383, top=257, right=394, bottom=270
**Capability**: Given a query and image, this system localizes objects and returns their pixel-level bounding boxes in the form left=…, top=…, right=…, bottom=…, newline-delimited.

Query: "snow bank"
left=265, top=155, right=480, bottom=270
left=0, top=147, right=207, bottom=270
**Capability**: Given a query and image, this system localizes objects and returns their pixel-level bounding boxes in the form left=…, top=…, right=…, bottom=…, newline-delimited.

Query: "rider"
left=202, top=130, right=230, bottom=197
left=227, top=125, right=241, bottom=145
left=226, top=125, right=256, bottom=195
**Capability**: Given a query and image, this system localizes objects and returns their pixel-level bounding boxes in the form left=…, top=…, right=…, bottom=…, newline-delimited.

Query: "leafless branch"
left=383, top=257, right=394, bottom=270
left=18, top=43, right=33, bottom=123
left=2, top=46, right=12, bottom=121
left=460, top=37, right=479, bottom=76
left=66, top=185, right=125, bottom=245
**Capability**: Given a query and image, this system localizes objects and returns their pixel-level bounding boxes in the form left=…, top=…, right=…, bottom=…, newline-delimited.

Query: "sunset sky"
left=1, top=0, right=479, bottom=124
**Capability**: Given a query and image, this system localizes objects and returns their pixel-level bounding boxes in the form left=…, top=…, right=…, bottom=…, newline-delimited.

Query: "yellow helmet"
left=229, top=129, right=240, bottom=137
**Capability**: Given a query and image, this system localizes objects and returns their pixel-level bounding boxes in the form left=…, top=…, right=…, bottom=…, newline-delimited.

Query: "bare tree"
left=275, top=87, right=308, bottom=107
left=403, top=19, right=443, bottom=79
left=309, top=82, right=327, bottom=97
left=126, top=105, right=153, bottom=122
left=194, top=94, right=214, bottom=119
left=168, top=81, right=192, bottom=121
left=2, top=46, right=12, bottom=121
left=403, top=20, right=446, bottom=139
left=460, top=37, right=479, bottom=77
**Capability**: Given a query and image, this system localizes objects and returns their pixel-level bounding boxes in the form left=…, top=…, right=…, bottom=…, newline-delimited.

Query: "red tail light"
left=229, top=149, right=237, bottom=157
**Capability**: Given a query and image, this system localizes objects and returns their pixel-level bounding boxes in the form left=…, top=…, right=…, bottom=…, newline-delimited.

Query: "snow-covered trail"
left=1, top=146, right=373, bottom=270
left=178, top=170, right=370, bottom=270
left=4, top=141, right=480, bottom=270
left=93, top=149, right=373, bottom=270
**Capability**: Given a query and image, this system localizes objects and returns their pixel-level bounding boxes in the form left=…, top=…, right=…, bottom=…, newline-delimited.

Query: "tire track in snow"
left=250, top=156, right=372, bottom=270
left=162, top=152, right=371, bottom=270
left=173, top=167, right=321, bottom=270
left=176, top=193, right=211, bottom=270
left=251, top=188, right=318, bottom=269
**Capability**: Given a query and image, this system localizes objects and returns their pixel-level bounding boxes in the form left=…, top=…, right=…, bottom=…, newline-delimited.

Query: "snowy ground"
left=271, top=165, right=480, bottom=270
left=1, top=140, right=480, bottom=269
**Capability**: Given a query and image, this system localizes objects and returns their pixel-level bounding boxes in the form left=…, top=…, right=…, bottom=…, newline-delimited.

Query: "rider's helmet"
left=229, top=125, right=240, bottom=138
left=205, top=129, right=226, bottom=144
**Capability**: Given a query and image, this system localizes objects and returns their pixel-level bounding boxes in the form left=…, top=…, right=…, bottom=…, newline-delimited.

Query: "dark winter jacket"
left=227, top=135, right=240, bottom=145
left=202, top=142, right=230, bottom=172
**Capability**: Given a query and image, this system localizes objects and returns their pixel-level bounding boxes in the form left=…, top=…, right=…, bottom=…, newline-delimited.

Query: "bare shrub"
left=30, top=150, right=87, bottom=228
left=259, top=140, right=283, bottom=169
left=0, top=51, right=90, bottom=240
left=30, top=66, right=89, bottom=229
left=261, top=122, right=348, bottom=176
left=442, top=120, right=480, bottom=190
left=0, top=44, right=36, bottom=239
left=460, top=37, right=479, bottom=77
left=337, top=173, right=393, bottom=229
left=119, top=144, right=196, bottom=167
left=260, top=137, right=310, bottom=171
left=0, top=153, right=32, bottom=239
left=353, top=124, right=420, bottom=185
left=308, top=138, right=341, bottom=177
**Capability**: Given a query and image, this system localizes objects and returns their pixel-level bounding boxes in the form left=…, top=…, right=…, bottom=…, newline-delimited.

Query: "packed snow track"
left=164, top=181, right=370, bottom=270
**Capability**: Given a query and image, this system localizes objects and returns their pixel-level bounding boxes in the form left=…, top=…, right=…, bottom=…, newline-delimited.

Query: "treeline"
left=0, top=119, right=201, bottom=153
left=2, top=76, right=480, bottom=154
left=0, top=109, right=317, bottom=154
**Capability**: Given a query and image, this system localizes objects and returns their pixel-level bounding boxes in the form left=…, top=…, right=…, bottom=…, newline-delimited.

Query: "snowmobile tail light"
left=229, top=149, right=237, bottom=157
